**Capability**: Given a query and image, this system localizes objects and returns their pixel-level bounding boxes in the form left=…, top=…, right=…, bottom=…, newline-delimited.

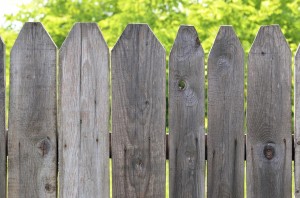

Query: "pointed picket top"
left=0, top=35, right=5, bottom=198
left=12, top=22, right=56, bottom=52
left=249, top=25, right=291, bottom=55
left=0, top=36, right=4, bottom=47
left=0, top=36, right=4, bottom=59
left=170, top=25, right=204, bottom=61
left=60, top=22, right=108, bottom=51
left=0, top=37, right=4, bottom=70
left=296, top=44, right=300, bottom=58
left=112, top=24, right=165, bottom=54
left=209, top=26, right=243, bottom=60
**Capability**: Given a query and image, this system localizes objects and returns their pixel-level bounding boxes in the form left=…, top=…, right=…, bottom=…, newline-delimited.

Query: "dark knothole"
left=178, top=80, right=186, bottom=91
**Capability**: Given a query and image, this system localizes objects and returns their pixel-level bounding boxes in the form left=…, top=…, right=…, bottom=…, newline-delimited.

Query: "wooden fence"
left=0, top=22, right=299, bottom=197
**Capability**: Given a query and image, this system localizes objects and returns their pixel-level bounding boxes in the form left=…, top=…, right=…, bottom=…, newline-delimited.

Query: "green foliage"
left=2, top=0, right=300, bottom=52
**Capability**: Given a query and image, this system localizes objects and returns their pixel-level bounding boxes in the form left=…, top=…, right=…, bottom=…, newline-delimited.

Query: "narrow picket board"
left=58, top=23, right=109, bottom=197
left=8, top=22, right=57, bottom=197
left=295, top=45, right=300, bottom=197
left=112, top=24, right=166, bottom=197
left=0, top=37, right=6, bottom=198
left=247, top=25, right=292, bottom=198
left=169, top=25, right=205, bottom=198
left=207, top=26, right=244, bottom=198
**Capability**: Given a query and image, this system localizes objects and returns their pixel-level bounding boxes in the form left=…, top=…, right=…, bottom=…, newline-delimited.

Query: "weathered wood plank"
left=169, top=25, right=205, bottom=198
left=8, top=22, right=57, bottom=197
left=58, top=23, right=110, bottom=197
left=295, top=45, right=300, bottom=197
left=247, top=25, right=292, bottom=198
left=111, top=24, right=166, bottom=198
left=0, top=37, right=6, bottom=198
left=207, top=26, right=244, bottom=198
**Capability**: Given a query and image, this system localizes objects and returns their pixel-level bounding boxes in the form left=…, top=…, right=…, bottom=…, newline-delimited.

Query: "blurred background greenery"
left=2, top=0, right=300, bottom=52
left=0, top=0, right=300, bottom=129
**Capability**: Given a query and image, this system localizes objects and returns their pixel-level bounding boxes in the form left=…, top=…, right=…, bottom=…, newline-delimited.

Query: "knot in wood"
left=45, top=183, right=55, bottom=193
left=217, top=55, right=231, bottom=74
left=37, top=137, right=51, bottom=157
left=263, top=143, right=275, bottom=160
left=135, top=158, right=143, bottom=170
left=178, top=79, right=186, bottom=91
left=185, top=150, right=196, bottom=169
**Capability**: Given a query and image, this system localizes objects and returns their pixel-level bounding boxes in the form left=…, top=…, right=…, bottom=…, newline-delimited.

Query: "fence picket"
left=247, top=25, right=292, bottom=198
left=0, top=37, right=5, bottom=198
left=207, top=26, right=244, bottom=198
left=111, top=24, right=166, bottom=197
left=58, top=23, right=110, bottom=197
left=295, top=45, right=300, bottom=197
left=169, top=25, right=205, bottom=198
left=8, top=22, right=57, bottom=197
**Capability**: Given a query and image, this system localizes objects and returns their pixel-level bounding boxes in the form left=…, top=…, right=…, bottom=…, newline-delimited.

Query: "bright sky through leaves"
left=0, top=0, right=31, bottom=25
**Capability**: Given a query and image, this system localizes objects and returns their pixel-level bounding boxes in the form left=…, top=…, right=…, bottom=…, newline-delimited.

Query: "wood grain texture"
left=111, top=24, right=166, bottom=198
left=169, top=25, right=205, bottom=198
left=207, top=26, right=244, bottom=198
left=0, top=37, right=6, bottom=198
left=247, top=25, right=292, bottom=198
left=295, top=45, right=300, bottom=197
left=8, top=22, right=57, bottom=197
left=58, top=23, right=109, bottom=197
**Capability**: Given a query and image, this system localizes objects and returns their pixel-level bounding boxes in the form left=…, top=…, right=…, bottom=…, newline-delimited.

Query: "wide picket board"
left=169, top=25, right=205, bottom=198
left=111, top=24, right=166, bottom=197
left=247, top=25, right=292, bottom=198
left=8, top=22, right=57, bottom=197
left=207, top=26, right=244, bottom=198
left=58, top=23, right=110, bottom=197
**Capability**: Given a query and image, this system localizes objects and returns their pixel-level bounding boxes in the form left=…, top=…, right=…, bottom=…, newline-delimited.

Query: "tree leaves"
left=2, top=0, right=300, bottom=54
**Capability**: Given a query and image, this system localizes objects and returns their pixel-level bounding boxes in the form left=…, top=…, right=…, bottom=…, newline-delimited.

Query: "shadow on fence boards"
left=0, top=22, right=299, bottom=197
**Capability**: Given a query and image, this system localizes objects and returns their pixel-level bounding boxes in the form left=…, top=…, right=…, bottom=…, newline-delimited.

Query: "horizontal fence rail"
left=1, top=131, right=297, bottom=160
left=108, top=133, right=296, bottom=161
left=0, top=22, right=299, bottom=197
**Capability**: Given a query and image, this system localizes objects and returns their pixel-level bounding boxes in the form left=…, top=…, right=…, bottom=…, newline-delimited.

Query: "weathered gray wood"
left=169, top=25, right=205, bottom=198
left=207, top=26, right=244, bottom=198
left=295, top=45, right=300, bottom=197
left=111, top=24, right=166, bottom=197
left=247, top=25, right=292, bottom=198
left=58, top=23, right=109, bottom=197
left=0, top=37, right=6, bottom=198
left=8, top=22, right=57, bottom=197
